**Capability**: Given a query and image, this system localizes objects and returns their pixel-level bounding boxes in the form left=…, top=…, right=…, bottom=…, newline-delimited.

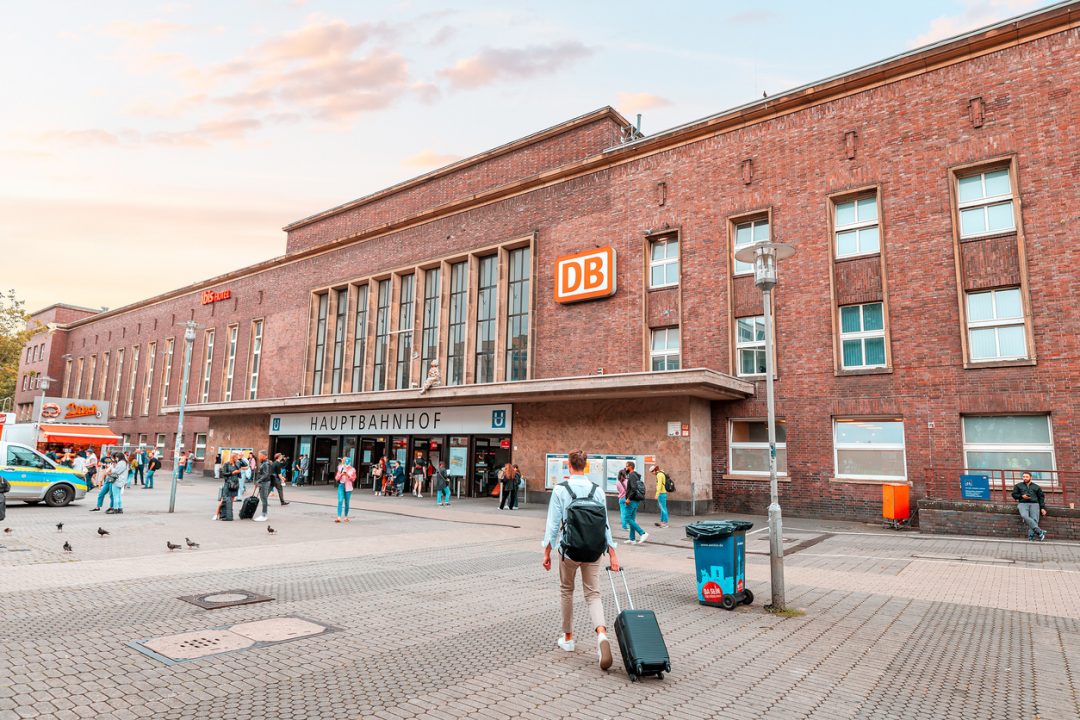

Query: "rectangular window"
left=62, top=358, right=72, bottom=396
left=331, top=288, right=348, bottom=394
left=446, top=262, right=468, bottom=386
left=74, top=357, right=84, bottom=398
left=111, top=349, right=124, bottom=417
left=395, top=275, right=415, bottom=389
left=833, top=419, right=907, bottom=481
left=650, top=327, right=680, bottom=371
left=311, top=293, right=329, bottom=393
left=351, top=285, right=369, bottom=392
left=834, top=195, right=880, bottom=258
left=199, top=331, right=214, bottom=404
left=506, top=247, right=531, bottom=381
left=963, top=415, right=1055, bottom=483
left=126, top=346, right=140, bottom=416
left=729, top=420, right=788, bottom=475
left=161, top=339, right=174, bottom=408
left=223, top=327, right=238, bottom=401
left=137, top=433, right=148, bottom=449
left=248, top=320, right=263, bottom=400
left=966, top=287, right=1026, bottom=361
left=87, top=355, right=97, bottom=400
left=155, top=433, right=166, bottom=457
left=649, top=237, right=679, bottom=288
left=475, top=255, right=498, bottom=384
left=736, top=316, right=766, bottom=376
left=421, top=268, right=441, bottom=380
left=734, top=218, right=769, bottom=275
left=194, top=432, right=207, bottom=460
left=372, top=280, right=391, bottom=391
left=99, top=352, right=110, bottom=402
left=142, top=342, right=156, bottom=414
left=840, top=303, right=886, bottom=369
left=957, top=168, right=1016, bottom=238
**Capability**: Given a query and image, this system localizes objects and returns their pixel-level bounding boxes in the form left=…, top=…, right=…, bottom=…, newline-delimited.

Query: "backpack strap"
left=559, top=481, right=578, bottom=500
left=588, top=483, right=600, bottom=501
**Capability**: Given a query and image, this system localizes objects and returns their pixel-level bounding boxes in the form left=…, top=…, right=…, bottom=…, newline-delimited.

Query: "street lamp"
left=169, top=320, right=198, bottom=513
left=734, top=240, right=795, bottom=611
left=35, top=376, right=57, bottom=420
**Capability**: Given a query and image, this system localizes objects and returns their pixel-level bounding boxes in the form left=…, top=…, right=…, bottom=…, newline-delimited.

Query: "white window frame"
left=194, top=432, right=207, bottom=460
left=248, top=320, right=263, bottom=400
left=200, top=330, right=214, bottom=404
left=962, top=415, right=1056, bottom=486
left=111, top=349, right=124, bottom=417
left=62, top=358, right=72, bottom=396
left=956, top=168, right=1016, bottom=239
left=966, top=287, right=1027, bottom=361
left=125, top=345, right=140, bottom=417
left=650, top=327, right=680, bottom=371
left=223, top=325, right=238, bottom=401
left=834, top=194, right=880, bottom=259
left=833, top=418, right=907, bottom=482
left=839, top=303, right=887, bottom=369
left=142, top=342, right=156, bottom=415
left=86, top=355, right=97, bottom=400
left=648, top=237, right=679, bottom=289
left=728, top=419, right=788, bottom=477
left=161, top=338, right=174, bottom=409
left=735, top=315, right=767, bottom=377
left=155, top=433, right=166, bottom=457
left=99, top=352, right=110, bottom=402
left=733, top=218, right=769, bottom=275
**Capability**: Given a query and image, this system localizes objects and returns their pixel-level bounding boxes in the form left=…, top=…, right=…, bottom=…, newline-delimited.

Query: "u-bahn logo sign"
left=555, top=247, right=616, bottom=304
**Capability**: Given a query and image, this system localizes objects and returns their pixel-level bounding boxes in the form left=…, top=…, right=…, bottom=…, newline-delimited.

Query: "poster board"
left=448, top=446, right=468, bottom=477
left=545, top=453, right=655, bottom=492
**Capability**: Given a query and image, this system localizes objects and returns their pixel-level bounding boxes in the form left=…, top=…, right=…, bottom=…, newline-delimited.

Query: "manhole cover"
left=178, top=589, right=274, bottom=609
left=130, top=616, right=338, bottom=665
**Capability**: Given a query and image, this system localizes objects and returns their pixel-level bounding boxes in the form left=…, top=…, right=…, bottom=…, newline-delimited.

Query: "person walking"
left=411, top=451, right=427, bottom=498
left=253, top=450, right=273, bottom=522
left=89, top=457, right=115, bottom=512
left=218, top=456, right=240, bottom=521
left=213, top=451, right=222, bottom=480
left=615, top=466, right=629, bottom=531
left=185, top=452, right=195, bottom=475
left=105, top=452, right=129, bottom=514
left=651, top=465, right=669, bottom=528
left=335, top=457, right=356, bottom=523
left=1012, top=471, right=1048, bottom=541
left=145, top=451, right=161, bottom=489
left=624, top=461, right=648, bottom=544
left=270, top=453, right=290, bottom=506
left=500, top=463, right=522, bottom=510
left=238, top=451, right=252, bottom=496
left=541, top=449, right=619, bottom=670
left=177, top=451, right=187, bottom=480
left=298, top=454, right=309, bottom=486
left=371, top=459, right=384, bottom=495
left=392, top=460, right=406, bottom=497
left=434, top=461, right=451, bottom=506
left=85, top=448, right=99, bottom=489
left=130, top=451, right=143, bottom=486
left=72, top=451, right=87, bottom=491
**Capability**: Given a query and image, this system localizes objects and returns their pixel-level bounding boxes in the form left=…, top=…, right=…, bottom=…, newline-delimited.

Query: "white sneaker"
left=638, top=533, right=649, bottom=544
left=254, top=516, right=267, bottom=522
left=597, top=633, right=613, bottom=670
left=557, top=636, right=575, bottom=652
left=211, top=515, right=218, bottom=521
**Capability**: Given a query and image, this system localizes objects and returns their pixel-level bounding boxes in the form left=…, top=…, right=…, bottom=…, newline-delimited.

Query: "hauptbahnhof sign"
left=269, top=404, right=512, bottom=436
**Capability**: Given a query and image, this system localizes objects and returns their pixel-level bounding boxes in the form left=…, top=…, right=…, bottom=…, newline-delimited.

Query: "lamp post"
left=36, top=376, right=56, bottom=420
left=169, top=320, right=197, bottom=513
left=734, top=240, right=795, bottom=611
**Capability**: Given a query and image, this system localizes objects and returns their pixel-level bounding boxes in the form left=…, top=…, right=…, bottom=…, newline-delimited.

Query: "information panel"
left=545, top=453, right=655, bottom=493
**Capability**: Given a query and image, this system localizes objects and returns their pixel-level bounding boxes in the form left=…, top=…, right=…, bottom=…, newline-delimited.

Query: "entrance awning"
left=38, top=424, right=122, bottom=445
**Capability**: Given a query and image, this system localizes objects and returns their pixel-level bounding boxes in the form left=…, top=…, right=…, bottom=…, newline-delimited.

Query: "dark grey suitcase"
left=239, top=487, right=260, bottom=520
left=607, top=567, right=671, bottom=680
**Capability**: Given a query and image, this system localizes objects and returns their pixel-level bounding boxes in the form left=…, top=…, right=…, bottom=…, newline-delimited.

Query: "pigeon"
left=97, top=527, right=110, bottom=538
left=63, top=541, right=72, bottom=552
left=3, top=528, right=11, bottom=534
left=56, top=522, right=64, bottom=532
left=267, top=525, right=276, bottom=535
left=166, top=541, right=182, bottom=551
left=185, top=537, right=199, bottom=549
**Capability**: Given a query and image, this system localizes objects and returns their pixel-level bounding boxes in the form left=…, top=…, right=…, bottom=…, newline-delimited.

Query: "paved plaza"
left=2, top=480, right=1079, bottom=720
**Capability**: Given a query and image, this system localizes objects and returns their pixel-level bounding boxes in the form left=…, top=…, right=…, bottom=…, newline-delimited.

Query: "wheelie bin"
left=686, top=520, right=754, bottom=610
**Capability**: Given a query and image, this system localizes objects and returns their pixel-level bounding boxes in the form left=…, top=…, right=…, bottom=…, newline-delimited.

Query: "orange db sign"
left=555, top=247, right=617, bottom=304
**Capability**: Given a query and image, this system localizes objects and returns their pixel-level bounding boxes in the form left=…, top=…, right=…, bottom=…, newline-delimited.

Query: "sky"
left=0, top=0, right=1054, bottom=315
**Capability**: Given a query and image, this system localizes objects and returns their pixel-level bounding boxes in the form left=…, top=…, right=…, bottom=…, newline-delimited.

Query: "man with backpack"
left=651, top=464, right=671, bottom=528
left=623, top=461, right=648, bottom=544
left=541, top=449, right=620, bottom=671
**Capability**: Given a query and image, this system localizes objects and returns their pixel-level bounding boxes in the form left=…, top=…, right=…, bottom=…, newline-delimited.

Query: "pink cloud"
left=401, top=150, right=463, bottom=169
left=615, top=91, right=672, bottom=117
left=911, top=0, right=1039, bottom=47
left=106, top=20, right=192, bottom=46
left=252, top=18, right=379, bottom=63
left=439, top=41, right=592, bottom=89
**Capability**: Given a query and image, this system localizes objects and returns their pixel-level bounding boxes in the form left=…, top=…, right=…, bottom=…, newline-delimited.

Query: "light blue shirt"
left=542, top=474, right=617, bottom=551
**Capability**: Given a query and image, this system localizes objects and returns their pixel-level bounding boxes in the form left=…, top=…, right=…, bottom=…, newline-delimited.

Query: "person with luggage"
left=651, top=465, right=670, bottom=528
left=1012, top=471, right=1048, bottom=541
left=541, top=449, right=620, bottom=671
left=335, top=456, right=356, bottom=523
left=434, top=461, right=452, bottom=506
left=624, top=462, right=648, bottom=544
left=216, top=456, right=241, bottom=521
left=253, top=450, right=274, bottom=522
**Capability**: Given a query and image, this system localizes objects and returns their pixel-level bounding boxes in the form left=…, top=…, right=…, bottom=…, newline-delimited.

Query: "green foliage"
left=0, top=289, right=34, bottom=410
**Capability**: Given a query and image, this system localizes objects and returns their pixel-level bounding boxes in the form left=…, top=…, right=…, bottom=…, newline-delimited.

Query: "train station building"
left=13, top=4, right=1080, bottom=520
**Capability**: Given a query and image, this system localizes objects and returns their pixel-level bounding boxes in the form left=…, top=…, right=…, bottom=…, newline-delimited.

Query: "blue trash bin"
left=686, top=520, right=754, bottom=610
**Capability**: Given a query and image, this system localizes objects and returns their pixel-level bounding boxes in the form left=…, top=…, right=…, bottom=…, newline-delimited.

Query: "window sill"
left=723, top=474, right=791, bottom=482
left=647, top=284, right=679, bottom=293
left=829, top=477, right=910, bottom=486
left=963, top=358, right=1036, bottom=370
left=835, top=367, right=893, bottom=377
left=959, top=230, right=1017, bottom=243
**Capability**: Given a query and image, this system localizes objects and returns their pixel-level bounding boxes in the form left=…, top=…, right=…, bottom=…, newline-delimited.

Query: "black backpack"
left=559, top=482, right=608, bottom=563
left=664, top=473, right=675, bottom=492
left=627, top=473, right=646, bottom=501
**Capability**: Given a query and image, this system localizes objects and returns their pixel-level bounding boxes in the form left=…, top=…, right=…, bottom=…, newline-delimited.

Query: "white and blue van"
left=0, top=441, right=88, bottom=507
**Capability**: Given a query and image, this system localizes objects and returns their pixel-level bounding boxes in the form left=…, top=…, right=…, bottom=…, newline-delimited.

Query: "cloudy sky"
left=1, top=0, right=1051, bottom=314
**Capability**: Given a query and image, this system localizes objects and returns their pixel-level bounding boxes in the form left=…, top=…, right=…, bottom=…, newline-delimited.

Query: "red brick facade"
left=14, top=6, right=1080, bottom=519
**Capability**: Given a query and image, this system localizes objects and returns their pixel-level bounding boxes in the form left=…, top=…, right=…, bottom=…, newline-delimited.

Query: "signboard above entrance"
left=32, top=396, right=110, bottom=424
left=269, top=404, right=512, bottom=436
left=554, top=247, right=616, bottom=304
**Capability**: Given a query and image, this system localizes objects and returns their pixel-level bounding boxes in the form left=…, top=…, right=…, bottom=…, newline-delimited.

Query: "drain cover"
left=130, top=616, right=336, bottom=665
left=178, top=589, right=273, bottom=609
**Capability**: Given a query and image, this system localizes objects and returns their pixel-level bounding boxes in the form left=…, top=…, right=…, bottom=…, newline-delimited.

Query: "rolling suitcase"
left=607, top=567, right=671, bottom=681
left=239, top=487, right=260, bottom=520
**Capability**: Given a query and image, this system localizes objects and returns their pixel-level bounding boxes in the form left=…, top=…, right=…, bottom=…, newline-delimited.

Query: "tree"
left=0, top=289, right=34, bottom=411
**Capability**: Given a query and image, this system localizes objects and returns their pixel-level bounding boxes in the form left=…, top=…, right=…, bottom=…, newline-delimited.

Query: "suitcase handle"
left=606, top=566, right=634, bottom=612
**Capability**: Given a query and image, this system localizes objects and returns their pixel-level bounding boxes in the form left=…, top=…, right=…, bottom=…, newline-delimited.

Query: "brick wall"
left=919, top=499, right=1080, bottom=541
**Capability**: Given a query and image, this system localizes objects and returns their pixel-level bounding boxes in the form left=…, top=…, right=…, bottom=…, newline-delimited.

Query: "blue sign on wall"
left=960, top=474, right=991, bottom=500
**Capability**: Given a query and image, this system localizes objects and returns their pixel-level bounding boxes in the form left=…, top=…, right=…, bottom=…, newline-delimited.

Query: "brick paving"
left=1, top=482, right=1079, bottom=719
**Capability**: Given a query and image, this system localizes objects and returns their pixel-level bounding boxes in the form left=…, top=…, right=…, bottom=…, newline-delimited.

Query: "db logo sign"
left=554, top=247, right=616, bottom=304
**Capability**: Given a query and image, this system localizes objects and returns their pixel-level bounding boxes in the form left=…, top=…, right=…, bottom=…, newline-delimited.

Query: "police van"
left=0, top=441, right=88, bottom=507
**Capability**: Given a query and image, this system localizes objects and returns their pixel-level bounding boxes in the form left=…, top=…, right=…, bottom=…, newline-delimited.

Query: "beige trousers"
left=559, top=555, right=606, bottom=634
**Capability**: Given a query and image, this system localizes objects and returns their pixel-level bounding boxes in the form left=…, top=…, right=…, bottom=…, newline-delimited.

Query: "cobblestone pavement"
left=2, top=481, right=1078, bottom=719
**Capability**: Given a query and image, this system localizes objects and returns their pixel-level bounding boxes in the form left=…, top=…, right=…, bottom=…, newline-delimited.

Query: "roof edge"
left=27, top=302, right=102, bottom=318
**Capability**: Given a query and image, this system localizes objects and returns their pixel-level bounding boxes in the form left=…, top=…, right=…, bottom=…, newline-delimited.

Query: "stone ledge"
left=918, top=498, right=1080, bottom=541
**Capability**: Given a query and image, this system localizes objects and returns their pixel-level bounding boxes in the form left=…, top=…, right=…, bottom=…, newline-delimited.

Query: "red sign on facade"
left=201, top=289, right=232, bottom=305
